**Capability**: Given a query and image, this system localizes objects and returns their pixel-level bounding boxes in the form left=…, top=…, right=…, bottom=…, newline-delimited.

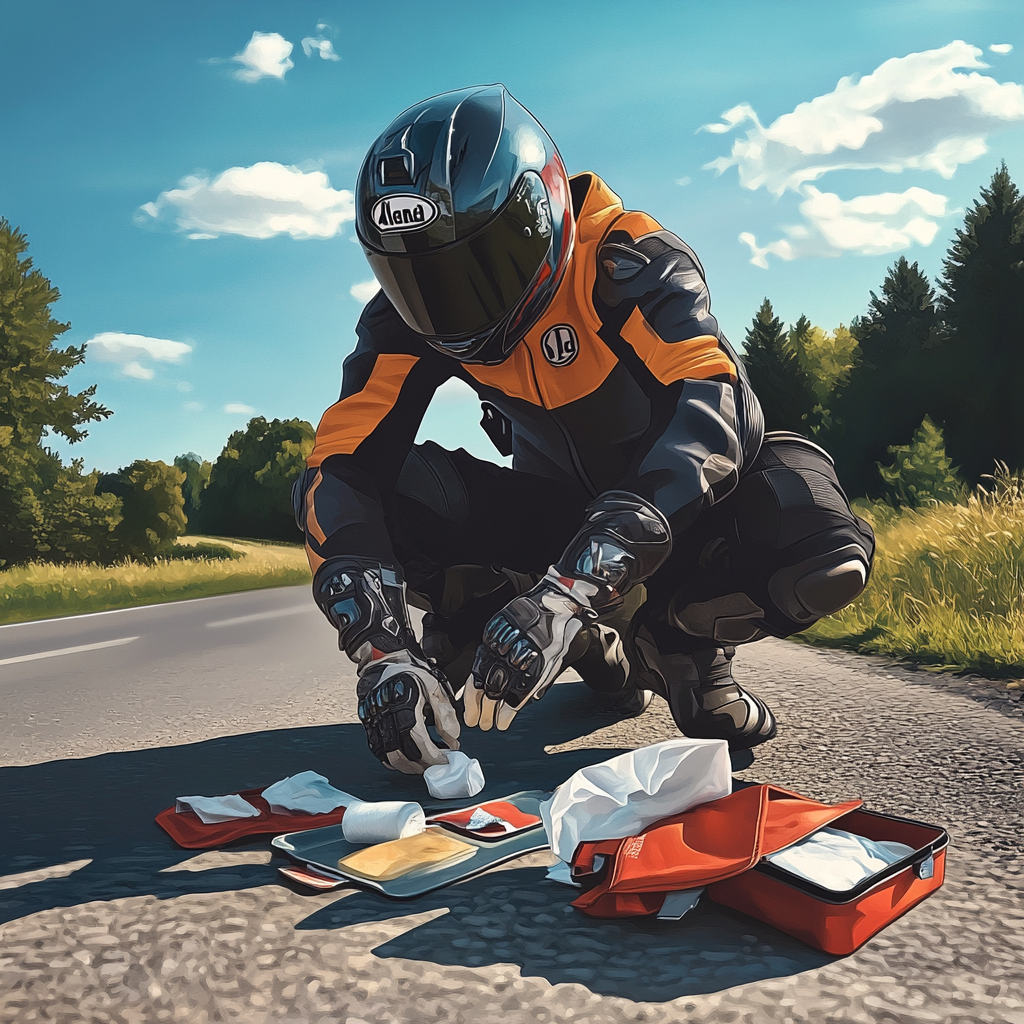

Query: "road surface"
left=1, top=586, right=1022, bottom=1023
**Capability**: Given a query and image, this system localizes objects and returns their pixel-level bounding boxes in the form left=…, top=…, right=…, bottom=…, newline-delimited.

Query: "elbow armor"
left=313, top=558, right=417, bottom=665
left=554, top=491, right=672, bottom=611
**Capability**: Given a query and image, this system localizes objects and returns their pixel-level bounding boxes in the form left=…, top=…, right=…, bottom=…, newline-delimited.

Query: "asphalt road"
left=1, top=586, right=1022, bottom=1024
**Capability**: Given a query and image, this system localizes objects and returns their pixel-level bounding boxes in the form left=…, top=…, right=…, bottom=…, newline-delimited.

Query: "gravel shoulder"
left=2, top=600, right=1022, bottom=1024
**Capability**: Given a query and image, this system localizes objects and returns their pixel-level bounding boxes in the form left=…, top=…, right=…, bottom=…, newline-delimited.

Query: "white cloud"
left=177, top=381, right=193, bottom=392
left=88, top=332, right=192, bottom=379
left=301, top=25, right=339, bottom=62
left=137, top=162, right=355, bottom=240
left=740, top=186, right=948, bottom=267
left=233, top=31, right=293, bottom=82
left=350, top=279, right=381, bottom=303
left=703, top=41, right=1024, bottom=265
left=122, top=361, right=155, bottom=380
left=675, top=176, right=692, bottom=186
left=990, top=44, right=1013, bottom=54
left=184, top=401, right=204, bottom=412
left=704, top=41, right=1024, bottom=195
left=224, top=403, right=256, bottom=415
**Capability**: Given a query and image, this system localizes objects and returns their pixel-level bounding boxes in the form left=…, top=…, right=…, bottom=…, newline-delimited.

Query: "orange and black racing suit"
left=295, top=174, right=874, bottom=659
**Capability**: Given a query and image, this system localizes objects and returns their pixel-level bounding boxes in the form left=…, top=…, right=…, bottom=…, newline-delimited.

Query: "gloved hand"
left=357, top=649, right=461, bottom=774
left=464, top=570, right=598, bottom=732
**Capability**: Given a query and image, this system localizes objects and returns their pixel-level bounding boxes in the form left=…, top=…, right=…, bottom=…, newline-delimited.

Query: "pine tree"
left=829, top=257, right=944, bottom=497
left=877, top=416, right=966, bottom=507
left=0, top=219, right=120, bottom=566
left=742, top=299, right=817, bottom=434
left=940, top=163, right=1024, bottom=481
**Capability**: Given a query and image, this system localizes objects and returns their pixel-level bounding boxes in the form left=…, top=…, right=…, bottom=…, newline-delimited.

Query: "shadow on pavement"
left=0, top=682, right=826, bottom=1001
left=1, top=683, right=623, bottom=925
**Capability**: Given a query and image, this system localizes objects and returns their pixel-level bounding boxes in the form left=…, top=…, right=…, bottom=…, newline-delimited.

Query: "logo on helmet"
left=541, top=325, right=578, bottom=366
left=371, top=194, right=439, bottom=234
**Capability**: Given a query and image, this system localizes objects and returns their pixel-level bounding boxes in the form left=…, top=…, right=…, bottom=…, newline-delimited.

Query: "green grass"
left=0, top=536, right=312, bottom=625
left=797, top=470, right=1024, bottom=678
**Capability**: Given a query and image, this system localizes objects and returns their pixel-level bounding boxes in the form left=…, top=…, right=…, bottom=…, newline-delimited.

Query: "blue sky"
left=2, top=0, right=1022, bottom=471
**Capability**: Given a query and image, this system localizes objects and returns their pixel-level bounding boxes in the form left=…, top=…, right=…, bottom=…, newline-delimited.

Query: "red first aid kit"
left=570, top=784, right=947, bottom=955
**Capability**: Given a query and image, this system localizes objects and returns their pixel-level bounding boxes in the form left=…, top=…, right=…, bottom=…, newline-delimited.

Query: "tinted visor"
left=365, top=172, right=552, bottom=345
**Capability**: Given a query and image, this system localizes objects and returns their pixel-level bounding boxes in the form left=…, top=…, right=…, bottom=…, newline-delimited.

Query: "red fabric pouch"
left=155, top=788, right=347, bottom=849
left=569, top=784, right=947, bottom=954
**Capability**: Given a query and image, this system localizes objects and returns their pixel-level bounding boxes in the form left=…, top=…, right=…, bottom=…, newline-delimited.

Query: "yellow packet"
left=338, top=829, right=475, bottom=881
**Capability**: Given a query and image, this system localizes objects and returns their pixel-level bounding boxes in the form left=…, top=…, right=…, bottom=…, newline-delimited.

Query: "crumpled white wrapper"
left=423, top=750, right=486, bottom=800
left=765, top=827, right=915, bottom=891
left=175, top=794, right=261, bottom=824
left=540, top=737, right=732, bottom=863
left=261, top=771, right=356, bottom=815
left=341, top=800, right=426, bottom=843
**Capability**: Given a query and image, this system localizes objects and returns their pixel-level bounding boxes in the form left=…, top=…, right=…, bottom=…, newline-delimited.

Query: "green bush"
left=96, top=459, right=187, bottom=561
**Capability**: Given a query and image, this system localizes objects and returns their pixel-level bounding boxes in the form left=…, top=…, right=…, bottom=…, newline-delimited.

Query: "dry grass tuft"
left=0, top=537, right=311, bottom=625
left=799, top=466, right=1024, bottom=677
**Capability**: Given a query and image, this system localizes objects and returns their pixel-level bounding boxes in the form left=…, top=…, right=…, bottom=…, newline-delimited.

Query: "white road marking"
left=0, top=636, right=138, bottom=666
left=206, top=606, right=308, bottom=629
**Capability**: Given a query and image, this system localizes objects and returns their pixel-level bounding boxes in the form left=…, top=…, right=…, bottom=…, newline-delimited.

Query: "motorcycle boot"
left=628, top=620, right=776, bottom=750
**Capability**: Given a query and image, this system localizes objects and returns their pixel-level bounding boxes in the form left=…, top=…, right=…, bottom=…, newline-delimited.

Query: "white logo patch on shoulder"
left=372, top=194, right=439, bottom=234
left=541, top=324, right=579, bottom=366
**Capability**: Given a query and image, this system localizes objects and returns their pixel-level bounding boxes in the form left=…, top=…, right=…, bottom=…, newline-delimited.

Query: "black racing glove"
left=464, top=492, right=671, bottom=733
left=314, top=559, right=460, bottom=774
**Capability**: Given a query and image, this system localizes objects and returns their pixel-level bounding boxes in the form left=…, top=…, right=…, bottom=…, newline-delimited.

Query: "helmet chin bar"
left=555, top=491, right=673, bottom=611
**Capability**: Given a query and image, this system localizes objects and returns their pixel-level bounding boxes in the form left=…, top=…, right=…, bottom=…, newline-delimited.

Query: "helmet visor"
left=365, top=172, right=553, bottom=345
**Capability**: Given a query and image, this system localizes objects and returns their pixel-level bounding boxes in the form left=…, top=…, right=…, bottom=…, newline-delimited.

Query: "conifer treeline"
left=743, top=164, right=1024, bottom=500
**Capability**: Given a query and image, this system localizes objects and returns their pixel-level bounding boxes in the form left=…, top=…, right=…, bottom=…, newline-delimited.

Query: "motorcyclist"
left=294, top=85, right=875, bottom=775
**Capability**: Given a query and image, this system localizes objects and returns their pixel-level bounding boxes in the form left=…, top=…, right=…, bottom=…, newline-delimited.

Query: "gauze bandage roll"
left=341, top=800, right=426, bottom=844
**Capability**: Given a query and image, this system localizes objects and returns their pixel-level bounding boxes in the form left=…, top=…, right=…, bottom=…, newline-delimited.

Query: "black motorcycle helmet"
left=355, top=85, right=575, bottom=365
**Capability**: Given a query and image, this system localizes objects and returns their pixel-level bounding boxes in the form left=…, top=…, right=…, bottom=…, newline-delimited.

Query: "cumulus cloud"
left=740, top=186, right=949, bottom=267
left=703, top=41, right=1024, bottom=266
left=704, top=41, right=1024, bottom=195
left=224, top=403, right=255, bottom=415
left=137, top=162, right=355, bottom=240
left=232, top=31, right=294, bottom=82
left=704, top=40, right=1024, bottom=192
left=88, top=332, right=192, bottom=380
left=350, top=279, right=381, bottom=303
left=302, top=24, right=339, bottom=61
left=989, top=44, right=1013, bottom=54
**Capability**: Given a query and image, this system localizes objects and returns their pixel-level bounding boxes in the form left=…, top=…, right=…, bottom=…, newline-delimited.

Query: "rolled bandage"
left=341, top=800, right=426, bottom=844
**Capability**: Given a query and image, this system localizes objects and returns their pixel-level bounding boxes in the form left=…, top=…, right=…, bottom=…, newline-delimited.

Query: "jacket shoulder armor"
left=597, top=229, right=707, bottom=310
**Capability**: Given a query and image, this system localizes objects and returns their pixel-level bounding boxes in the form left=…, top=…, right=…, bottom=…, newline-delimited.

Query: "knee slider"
left=768, top=544, right=870, bottom=624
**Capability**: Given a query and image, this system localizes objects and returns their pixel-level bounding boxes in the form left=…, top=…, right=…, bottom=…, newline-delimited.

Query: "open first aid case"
left=570, top=785, right=949, bottom=955
left=707, top=805, right=949, bottom=955
left=272, top=790, right=549, bottom=898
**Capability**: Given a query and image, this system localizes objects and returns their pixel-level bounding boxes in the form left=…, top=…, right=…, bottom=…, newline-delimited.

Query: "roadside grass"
left=0, top=537, right=311, bottom=625
left=797, top=469, right=1024, bottom=678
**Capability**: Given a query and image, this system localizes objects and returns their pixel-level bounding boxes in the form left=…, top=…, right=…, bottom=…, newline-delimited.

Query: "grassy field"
left=0, top=537, right=311, bottom=625
left=798, top=471, right=1024, bottom=678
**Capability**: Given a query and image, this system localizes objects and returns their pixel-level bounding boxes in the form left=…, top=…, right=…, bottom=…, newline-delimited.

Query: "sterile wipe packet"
left=261, top=771, right=356, bottom=815
left=175, top=794, right=261, bottom=824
